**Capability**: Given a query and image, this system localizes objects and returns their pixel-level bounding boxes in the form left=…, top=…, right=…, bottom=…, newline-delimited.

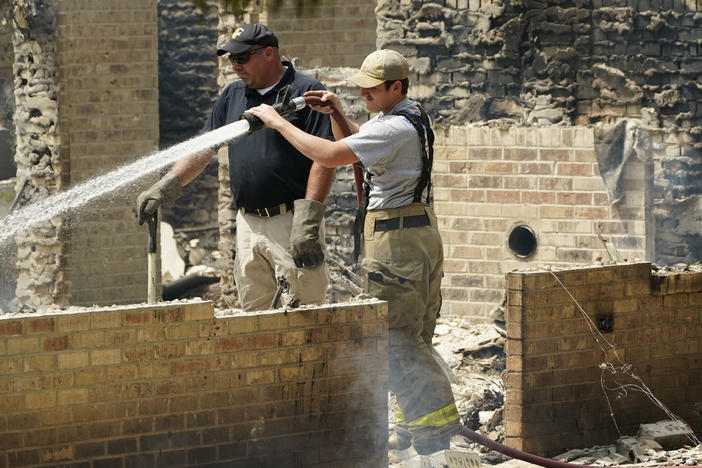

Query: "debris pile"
left=552, top=420, right=701, bottom=467
left=390, top=315, right=702, bottom=468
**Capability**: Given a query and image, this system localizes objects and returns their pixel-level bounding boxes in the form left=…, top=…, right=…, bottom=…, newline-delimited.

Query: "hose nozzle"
left=241, top=84, right=306, bottom=133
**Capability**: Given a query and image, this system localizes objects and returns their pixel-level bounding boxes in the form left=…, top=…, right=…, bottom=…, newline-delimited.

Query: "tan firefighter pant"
left=362, top=203, right=461, bottom=441
left=235, top=209, right=328, bottom=311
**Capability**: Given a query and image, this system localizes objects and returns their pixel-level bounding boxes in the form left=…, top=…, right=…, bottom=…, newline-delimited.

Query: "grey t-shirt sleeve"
left=343, top=117, right=411, bottom=168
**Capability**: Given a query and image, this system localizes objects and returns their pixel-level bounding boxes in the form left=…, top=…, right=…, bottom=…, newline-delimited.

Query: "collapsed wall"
left=6, top=0, right=702, bottom=317
left=0, top=299, right=389, bottom=467
left=504, top=262, right=702, bottom=456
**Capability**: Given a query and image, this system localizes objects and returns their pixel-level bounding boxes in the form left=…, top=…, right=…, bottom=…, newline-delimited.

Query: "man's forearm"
left=305, top=163, right=335, bottom=202
left=330, top=112, right=359, bottom=139
left=170, top=148, right=215, bottom=186
left=274, top=119, right=359, bottom=168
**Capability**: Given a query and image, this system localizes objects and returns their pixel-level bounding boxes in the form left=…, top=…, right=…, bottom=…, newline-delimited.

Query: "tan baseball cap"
left=347, top=49, right=410, bottom=88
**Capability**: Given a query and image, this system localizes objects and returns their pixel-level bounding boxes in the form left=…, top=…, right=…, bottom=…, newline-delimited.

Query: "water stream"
left=0, top=119, right=250, bottom=246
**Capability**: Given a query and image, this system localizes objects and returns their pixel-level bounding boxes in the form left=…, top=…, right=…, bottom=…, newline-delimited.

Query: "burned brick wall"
left=0, top=19, right=15, bottom=181
left=377, top=1, right=702, bottom=267
left=377, top=1, right=702, bottom=129
left=3, top=1, right=161, bottom=310
left=158, top=0, right=220, bottom=241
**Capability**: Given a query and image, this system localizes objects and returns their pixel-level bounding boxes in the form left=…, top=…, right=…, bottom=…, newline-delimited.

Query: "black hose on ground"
left=162, top=274, right=219, bottom=301
left=460, top=428, right=702, bottom=468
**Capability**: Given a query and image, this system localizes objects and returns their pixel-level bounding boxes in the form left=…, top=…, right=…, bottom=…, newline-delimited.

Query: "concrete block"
left=636, top=420, right=696, bottom=450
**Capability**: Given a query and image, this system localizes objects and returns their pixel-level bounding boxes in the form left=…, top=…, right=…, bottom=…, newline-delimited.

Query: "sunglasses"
left=229, top=46, right=267, bottom=65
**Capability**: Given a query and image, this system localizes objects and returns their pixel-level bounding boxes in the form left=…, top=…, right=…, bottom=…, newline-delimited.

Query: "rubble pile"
left=389, top=316, right=702, bottom=468
left=552, top=428, right=702, bottom=467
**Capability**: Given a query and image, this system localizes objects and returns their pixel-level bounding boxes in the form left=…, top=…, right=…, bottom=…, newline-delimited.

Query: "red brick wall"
left=0, top=300, right=388, bottom=467
left=504, top=262, right=702, bottom=456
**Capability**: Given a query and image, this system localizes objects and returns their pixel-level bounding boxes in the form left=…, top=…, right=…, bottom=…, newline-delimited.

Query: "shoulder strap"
left=395, top=105, right=434, bottom=204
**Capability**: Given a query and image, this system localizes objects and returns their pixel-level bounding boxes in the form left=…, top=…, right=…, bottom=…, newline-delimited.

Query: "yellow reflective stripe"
left=406, top=402, right=460, bottom=429
left=395, top=410, right=406, bottom=424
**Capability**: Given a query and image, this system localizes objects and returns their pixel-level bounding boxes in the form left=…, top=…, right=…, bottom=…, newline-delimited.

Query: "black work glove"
left=136, top=172, right=183, bottom=225
left=290, top=199, right=326, bottom=268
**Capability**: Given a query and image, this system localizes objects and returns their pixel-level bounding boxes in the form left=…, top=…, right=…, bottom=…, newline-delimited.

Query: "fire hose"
left=460, top=427, right=702, bottom=468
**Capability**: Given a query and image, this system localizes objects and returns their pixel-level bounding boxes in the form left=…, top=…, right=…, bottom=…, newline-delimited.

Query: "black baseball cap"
left=216, top=23, right=279, bottom=56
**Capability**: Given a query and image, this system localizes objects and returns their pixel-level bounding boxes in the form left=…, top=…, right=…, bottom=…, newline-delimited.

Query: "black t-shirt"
left=202, top=62, right=333, bottom=209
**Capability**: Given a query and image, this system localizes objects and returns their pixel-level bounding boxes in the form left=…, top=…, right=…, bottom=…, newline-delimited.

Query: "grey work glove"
left=290, top=199, right=326, bottom=268
left=136, top=172, right=183, bottom=225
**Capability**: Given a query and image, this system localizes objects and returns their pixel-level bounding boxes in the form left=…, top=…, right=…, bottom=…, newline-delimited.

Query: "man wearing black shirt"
left=137, top=23, right=334, bottom=310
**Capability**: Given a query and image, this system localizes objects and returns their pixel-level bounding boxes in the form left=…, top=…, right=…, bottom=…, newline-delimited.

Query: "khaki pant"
left=363, top=203, right=461, bottom=442
left=234, top=209, right=328, bottom=311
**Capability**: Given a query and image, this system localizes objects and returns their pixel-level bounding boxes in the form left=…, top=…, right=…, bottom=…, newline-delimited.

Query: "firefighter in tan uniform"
left=247, top=49, right=463, bottom=454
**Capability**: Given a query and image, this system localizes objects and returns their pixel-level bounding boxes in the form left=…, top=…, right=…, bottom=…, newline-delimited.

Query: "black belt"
left=374, top=213, right=430, bottom=232
left=240, top=202, right=293, bottom=217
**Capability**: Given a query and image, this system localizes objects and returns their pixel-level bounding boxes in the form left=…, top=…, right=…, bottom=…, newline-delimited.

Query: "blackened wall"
left=377, top=0, right=702, bottom=266
left=158, top=0, right=220, bottom=233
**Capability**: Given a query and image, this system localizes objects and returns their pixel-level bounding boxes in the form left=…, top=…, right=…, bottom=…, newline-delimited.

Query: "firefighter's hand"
left=246, top=104, right=285, bottom=130
left=303, top=90, right=341, bottom=115
left=290, top=199, right=325, bottom=268
left=136, top=172, right=183, bottom=225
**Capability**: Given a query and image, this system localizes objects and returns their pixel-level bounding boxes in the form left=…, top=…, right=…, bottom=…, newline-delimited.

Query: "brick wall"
left=263, top=0, right=377, bottom=68
left=504, top=262, right=702, bottom=456
left=433, top=126, right=653, bottom=320
left=56, top=1, right=160, bottom=305
left=0, top=299, right=389, bottom=467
